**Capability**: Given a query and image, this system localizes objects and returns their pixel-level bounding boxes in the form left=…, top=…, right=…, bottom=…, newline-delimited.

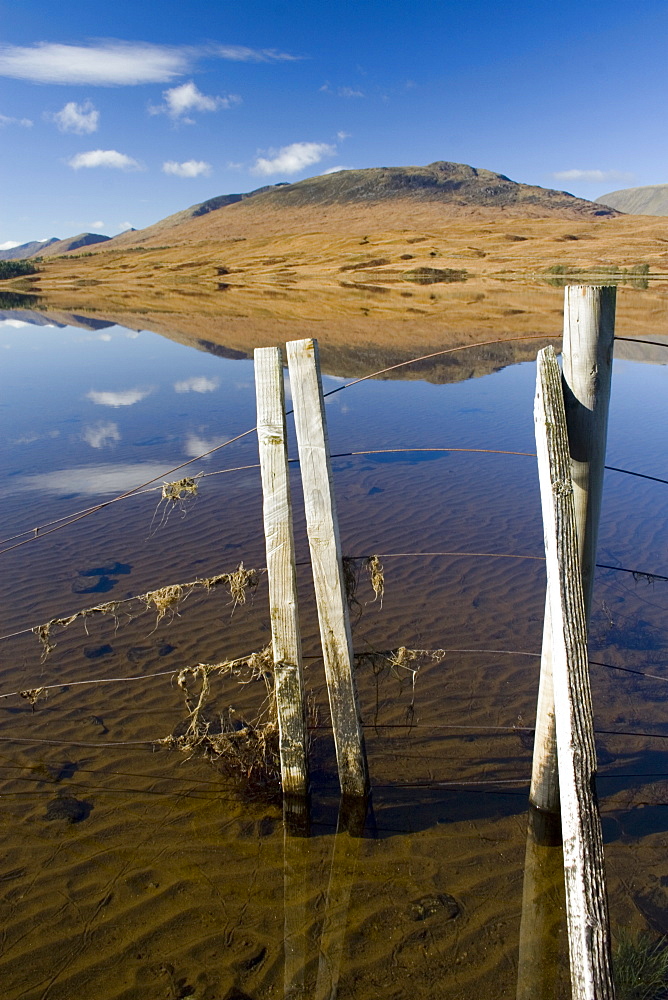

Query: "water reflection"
left=1, top=297, right=668, bottom=997
left=5, top=462, right=171, bottom=495
left=86, top=387, right=154, bottom=407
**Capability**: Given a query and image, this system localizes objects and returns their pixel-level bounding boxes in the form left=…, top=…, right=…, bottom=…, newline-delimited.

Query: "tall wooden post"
left=255, top=346, right=309, bottom=800
left=530, top=286, right=616, bottom=814
left=534, top=345, right=614, bottom=1000
left=286, top=338, right=369, bottom=799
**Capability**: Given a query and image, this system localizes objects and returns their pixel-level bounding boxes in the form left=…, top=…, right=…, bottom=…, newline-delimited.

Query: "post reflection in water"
left=516, top=806, right=569, bottom=1000
left=283, top=795, right=370, bottom=1000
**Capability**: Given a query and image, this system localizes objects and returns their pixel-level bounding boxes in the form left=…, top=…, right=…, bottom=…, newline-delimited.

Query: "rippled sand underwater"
left=1, top=312, right=668, bottom=998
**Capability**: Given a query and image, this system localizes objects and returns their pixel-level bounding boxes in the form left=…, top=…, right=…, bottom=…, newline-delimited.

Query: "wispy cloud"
left=0, top=41, right=301, bottom=86
left=174, top=376, right=219, bottom=393
left=162, top=159, right=212, bottom=178
left=150, top=80, right=241, bottom=121
left=320, top=83, right=364, bottom=98
left=251, top=141, right=336, bottom=176
left=322, top=165, right=353, bottom=174
left=117, top=221, right=133, bottom=232
left=0, top=241, right=21, bottom=250
left=0, top=41, right=192, bottom=85
left=82, top=421, right=121, bottom=449
left=86, top=386, right=152, bottom=406
left=69, top=149, right=142, bottom=171
left=91, top=220, right=105, bottom=230
left=552, top=169, right=634, bottom=184
left=213, top=44, right=302, bottom=62
left=50, top=100, right=99, bottom=134
left=0, top=113, right=33, bottom=127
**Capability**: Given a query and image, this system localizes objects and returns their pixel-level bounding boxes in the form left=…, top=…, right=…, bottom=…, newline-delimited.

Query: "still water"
left=1, top=310, right=668, bottom=999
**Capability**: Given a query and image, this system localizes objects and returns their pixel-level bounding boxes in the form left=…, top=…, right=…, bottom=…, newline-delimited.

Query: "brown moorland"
left=5, top=162, right=668, bottom=373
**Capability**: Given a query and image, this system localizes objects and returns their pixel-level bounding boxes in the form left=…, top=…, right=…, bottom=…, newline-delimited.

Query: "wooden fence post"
left=255, top=346, right=309, bottom=800
left=530, top=286, right=616, bottom=814
left=534, top=345, right=614, bottom=1000
left=286, top=338, right=369, bottom=799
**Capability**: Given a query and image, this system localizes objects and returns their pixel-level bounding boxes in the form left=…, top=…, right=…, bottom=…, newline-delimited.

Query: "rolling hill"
left=596, top=184, right=668, bottom=216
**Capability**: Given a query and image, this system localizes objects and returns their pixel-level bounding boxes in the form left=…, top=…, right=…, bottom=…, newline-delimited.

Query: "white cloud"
left=174, top=376, right=219, bottom=393
left=51, top=100, right=99, bottom=134
left=337, top=130, right=351, bottom=140
left=86, top=386, right=153, bottom=406
left=1, top=318, right=29, bottom=326
left=150, top=80, right=240, bottom=120
left=184, top=433, right=229, bottom=458
left=162, top=159, right=212, bottom=178
left=338, top=86, right=364, bottom=98
left=82, top=421, right=121, bottom=449
left=0, top=241, right=21, bottom=250
left=0, top=41, right=301, bottom=87
left=552, top=169, right=634, bottom=184
left=117, top=221, right=133, bottom=232
left=0, top=41, right=192, bottom=86
left=0, top=113, right=33, bottom=127
left=91, top=220, right=105, bottom=229
left=322, top=165, right=353, bottom=174
left=251, top=141, right=336, bottom=177
left=69, top=149, right=142, bottom=171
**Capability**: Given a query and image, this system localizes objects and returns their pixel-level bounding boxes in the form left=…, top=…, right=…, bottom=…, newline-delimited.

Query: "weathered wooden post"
left=534, top=345, right=614, bottom=999
left=286, top=338, right=369, bottom=799
left=530, top=286, right=616, bottom=814
left=255, top=346, right=309, bottom=800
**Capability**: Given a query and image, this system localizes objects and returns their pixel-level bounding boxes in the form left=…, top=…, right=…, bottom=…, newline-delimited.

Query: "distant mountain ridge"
left=0, top=238, right=60, bottom=261
left=39, top=233, right=112, bottom=256
left=596, top=184, right=668, bottom=216
left=0, top=232, right=110, bottom=261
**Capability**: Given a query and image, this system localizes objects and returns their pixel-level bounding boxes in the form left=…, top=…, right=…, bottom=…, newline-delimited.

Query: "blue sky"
left=1, top=0, right=667, bottom=246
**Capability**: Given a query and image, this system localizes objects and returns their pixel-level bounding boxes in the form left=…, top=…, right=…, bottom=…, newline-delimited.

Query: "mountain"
left=240, top=162, right=617, bottom=213
left=0, top=238, right=59, bottom=261
left=37, top=233, right=112, bottom=256
left=0, top=232, right=111, bottom=262
left=88, top=161, right=618, bottom=253
left=596, top=184, right=668, bottom=216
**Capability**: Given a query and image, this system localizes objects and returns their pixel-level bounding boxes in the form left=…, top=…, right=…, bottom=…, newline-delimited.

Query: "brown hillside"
left=84, top=161, right=618, bottom=254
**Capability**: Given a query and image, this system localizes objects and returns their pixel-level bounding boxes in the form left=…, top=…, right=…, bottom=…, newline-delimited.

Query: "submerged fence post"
left=255, top=346, right=309, bottom=801
left=286, top=338, right=369, bottom=799
left=534, top=345, right=614, bottom=1000
left=530, top=285, right=616, bottom=815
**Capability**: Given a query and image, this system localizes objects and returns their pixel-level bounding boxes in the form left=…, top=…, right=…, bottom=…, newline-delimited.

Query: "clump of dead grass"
left=149, top=474, right=201, bottom=535
left=32, top=563, right=262, bottom=658
left=341, top=554, right=385, bottom=616
left=159, top=646, right=281, bottom=791
left=356, top=646, right=446, bottom=726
